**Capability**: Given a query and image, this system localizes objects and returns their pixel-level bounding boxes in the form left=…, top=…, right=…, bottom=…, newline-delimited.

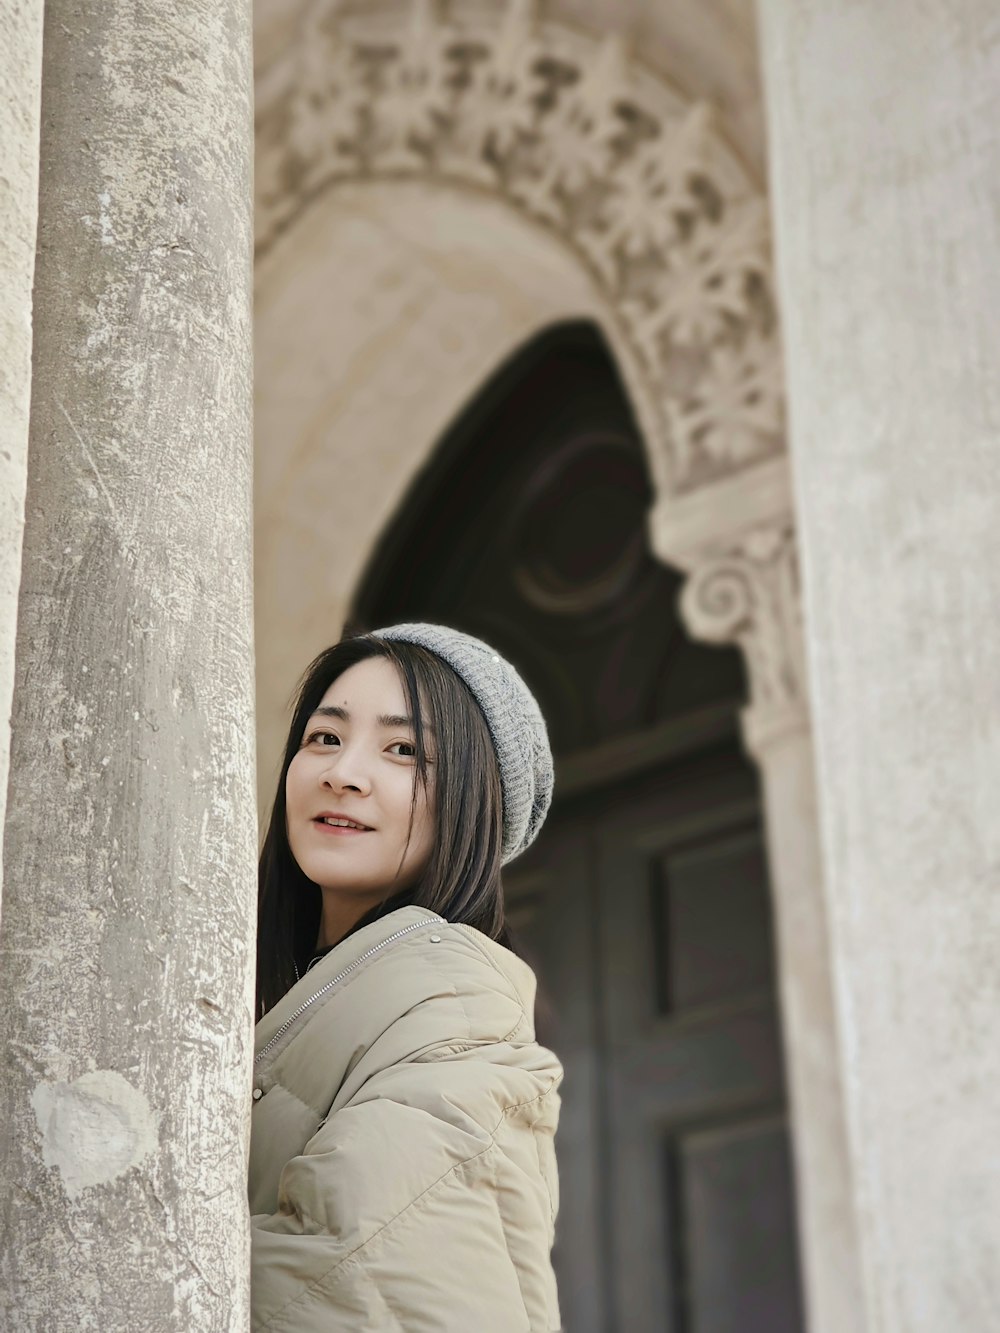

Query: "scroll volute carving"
left=680, top=523, right=811, bottom=752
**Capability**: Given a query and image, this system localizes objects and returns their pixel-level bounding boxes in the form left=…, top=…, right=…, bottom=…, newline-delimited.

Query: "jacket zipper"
left=254, top=914, right=445, bottom=1070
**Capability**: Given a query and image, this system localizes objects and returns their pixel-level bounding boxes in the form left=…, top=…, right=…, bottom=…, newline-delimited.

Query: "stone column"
left=0, top=1, right=256, bottom=1329
left=0, top=0, right=45, bottom=916
left=757, top=6, right=1000, bottom=1327
left=681, top=523, right=865, bottom=1333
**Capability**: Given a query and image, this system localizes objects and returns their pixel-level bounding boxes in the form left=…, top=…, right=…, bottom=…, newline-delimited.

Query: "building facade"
left=2, top=1, right=999, bottom=1329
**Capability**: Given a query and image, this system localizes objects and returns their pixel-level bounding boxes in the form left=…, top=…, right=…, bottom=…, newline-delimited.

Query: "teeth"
left=321, top=817, right=366, bottom=830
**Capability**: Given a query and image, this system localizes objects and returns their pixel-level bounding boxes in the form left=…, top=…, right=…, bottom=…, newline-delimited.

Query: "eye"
left=303, top=730, right=340, bottom=747
left=388, top=741, right=417, bottom=758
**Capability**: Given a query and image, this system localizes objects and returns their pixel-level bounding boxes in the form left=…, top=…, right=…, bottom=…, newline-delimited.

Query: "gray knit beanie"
left=373, top=623, right=553, bottom=864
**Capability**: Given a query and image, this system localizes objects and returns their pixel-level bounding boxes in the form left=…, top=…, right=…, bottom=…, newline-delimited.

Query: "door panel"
left=509, top=743, right=805, bottom=1332
left=596, top=754, right=805, bottom=1332
left=676, top=1114, right=803, bottom=1333
left=504, top=822, right=609, bottom=1333
left=651, top=829, right=777, bottom=1014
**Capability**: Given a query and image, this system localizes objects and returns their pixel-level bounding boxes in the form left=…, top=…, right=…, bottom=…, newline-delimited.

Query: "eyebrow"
left=310, top=705, right=434, bottom=732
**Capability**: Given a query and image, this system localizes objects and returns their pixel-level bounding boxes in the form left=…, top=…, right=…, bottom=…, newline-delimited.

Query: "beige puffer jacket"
left=249, top=906, right=563, bottom=1332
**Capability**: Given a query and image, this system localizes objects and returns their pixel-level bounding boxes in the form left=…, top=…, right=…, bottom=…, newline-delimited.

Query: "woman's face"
left=285, top=656, right=436, bottom=915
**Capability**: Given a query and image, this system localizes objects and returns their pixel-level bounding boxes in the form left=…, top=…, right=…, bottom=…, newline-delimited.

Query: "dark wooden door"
left=352, top=323, right=805, bottom=1333
left=506, top=740, right=804, bottom=1332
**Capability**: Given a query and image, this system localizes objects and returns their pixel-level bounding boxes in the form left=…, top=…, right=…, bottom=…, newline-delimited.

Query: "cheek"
left=284, top=755, right=309, bottom=816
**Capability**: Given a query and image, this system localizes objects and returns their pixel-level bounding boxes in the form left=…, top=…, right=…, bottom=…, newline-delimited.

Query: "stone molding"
left=256, top=0, right=785, bottom=496
left=679, top=520, right=810, bottom=752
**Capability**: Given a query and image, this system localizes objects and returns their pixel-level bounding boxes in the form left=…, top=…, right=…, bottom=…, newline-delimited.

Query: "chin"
left=304, top=862, right=384, bottom=896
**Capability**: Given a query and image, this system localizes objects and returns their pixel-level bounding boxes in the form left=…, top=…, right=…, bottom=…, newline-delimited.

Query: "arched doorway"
left=351, top=323, right=805, bottom=1332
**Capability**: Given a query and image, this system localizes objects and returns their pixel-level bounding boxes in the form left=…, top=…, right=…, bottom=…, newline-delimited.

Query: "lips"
left=312, top=812, right=374, bottom=833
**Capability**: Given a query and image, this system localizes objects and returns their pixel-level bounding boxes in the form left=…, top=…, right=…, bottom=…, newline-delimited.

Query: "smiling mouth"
left=314, top=817, right=373, bottom=833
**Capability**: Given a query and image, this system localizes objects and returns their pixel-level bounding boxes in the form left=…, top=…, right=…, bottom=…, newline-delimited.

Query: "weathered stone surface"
left=759, top=3, right=1000, bottom=1328
left=682, top=524, right=866, bottom=1333
left=0, top=1, right=256, bottom=1328
left=0, top=0, right=44, bottom=918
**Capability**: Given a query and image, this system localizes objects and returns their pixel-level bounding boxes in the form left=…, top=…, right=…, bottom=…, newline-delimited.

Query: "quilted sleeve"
left=249, top=995, right=562, bottom=1333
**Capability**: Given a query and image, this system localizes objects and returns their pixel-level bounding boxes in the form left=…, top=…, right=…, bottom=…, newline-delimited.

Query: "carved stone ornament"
left=255, top=0, right=785, bottom=494
left=679, top=522, right=809, bottom=750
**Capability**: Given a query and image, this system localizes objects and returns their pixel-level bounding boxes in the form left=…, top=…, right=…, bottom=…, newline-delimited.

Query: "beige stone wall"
left=759, top=2, right=1000, bottom=1327
left=0, top=0, right=44, bottom=912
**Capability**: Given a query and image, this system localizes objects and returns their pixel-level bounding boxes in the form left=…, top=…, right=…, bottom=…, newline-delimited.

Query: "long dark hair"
left=256, top=632, right=509, bottom=1018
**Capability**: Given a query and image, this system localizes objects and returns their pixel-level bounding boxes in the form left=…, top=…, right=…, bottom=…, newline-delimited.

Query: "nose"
left=319, top=741, right=372, bottom=796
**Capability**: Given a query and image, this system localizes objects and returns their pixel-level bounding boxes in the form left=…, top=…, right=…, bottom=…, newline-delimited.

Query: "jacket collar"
left=254, top=905, right=445, bottom=1060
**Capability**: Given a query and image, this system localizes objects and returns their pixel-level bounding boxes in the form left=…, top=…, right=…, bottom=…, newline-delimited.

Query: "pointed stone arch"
left=255, top=0, right=784, bottom=514
left=253, top=10, right=863, bottom=1328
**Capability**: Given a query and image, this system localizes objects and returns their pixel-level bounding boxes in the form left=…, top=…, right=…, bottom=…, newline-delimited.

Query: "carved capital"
left=679, top=520, right=810, bottom=754
left=256, top=0, right=785, bottom=497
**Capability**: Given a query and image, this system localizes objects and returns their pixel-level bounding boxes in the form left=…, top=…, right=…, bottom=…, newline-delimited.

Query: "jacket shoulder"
left=259, top=914, right=558, bottom=1125
left=396, top=920, right=539, bottom=1042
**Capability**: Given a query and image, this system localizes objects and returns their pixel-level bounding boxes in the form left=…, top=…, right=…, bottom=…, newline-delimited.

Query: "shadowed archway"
left=350, top=320, right=805, bottom=1333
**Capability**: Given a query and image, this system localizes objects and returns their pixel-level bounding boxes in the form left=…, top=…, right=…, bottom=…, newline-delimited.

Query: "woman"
left=249, top=623, right=563, bottom=1332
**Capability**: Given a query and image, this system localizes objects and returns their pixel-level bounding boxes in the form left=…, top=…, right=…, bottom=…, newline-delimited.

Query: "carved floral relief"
left=256, top=0, right=785, bottom=496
